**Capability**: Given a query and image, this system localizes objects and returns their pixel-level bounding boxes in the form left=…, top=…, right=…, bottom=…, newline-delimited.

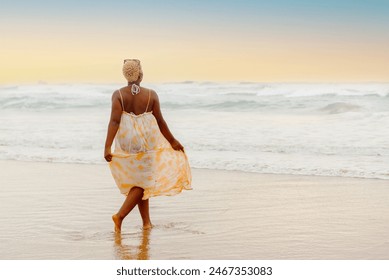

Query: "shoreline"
left=1, top=159, right=387, bottom=182
left=1, top=160, right=388, bottom=259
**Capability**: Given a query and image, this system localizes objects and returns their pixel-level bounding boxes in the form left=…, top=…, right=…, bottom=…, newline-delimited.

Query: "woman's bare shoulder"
left=111, top=89, right=120, bottom=100
left=142, top=87, right=158, bottom=100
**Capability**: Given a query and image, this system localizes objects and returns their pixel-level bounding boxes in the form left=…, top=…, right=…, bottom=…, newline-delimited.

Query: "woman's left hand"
left=104, top=147, right=112, bottom=162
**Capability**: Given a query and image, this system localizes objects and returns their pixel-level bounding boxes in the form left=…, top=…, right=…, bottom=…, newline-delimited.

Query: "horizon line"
left=1, top=80, right=389, bottom=86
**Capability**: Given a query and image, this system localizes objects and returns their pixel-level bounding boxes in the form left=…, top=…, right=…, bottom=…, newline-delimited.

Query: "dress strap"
left=145, top=89, right=151, bottom=112
left=118, top=89, right=124, bottom=111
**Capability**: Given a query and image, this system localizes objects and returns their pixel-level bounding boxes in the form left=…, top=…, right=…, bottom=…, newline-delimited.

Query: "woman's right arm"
left=104, top=91, right=122, bottom=162
left=152, top=91, right=184, bottom=151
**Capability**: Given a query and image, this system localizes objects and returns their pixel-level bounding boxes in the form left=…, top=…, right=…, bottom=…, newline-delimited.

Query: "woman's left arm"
left=104, top=91, right=122, bottom=162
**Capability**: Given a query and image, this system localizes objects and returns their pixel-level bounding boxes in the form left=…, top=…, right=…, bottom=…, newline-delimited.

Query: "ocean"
left=0, top=82, right=388, bottom=180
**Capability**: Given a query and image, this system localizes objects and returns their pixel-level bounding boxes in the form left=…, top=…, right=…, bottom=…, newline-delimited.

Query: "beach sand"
left=0, top=160, right=388, bottom=260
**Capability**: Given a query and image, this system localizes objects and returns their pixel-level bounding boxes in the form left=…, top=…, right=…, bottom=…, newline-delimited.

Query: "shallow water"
left=1, top=82, right=388, bottom=179
left=1, top=161, right=388, bottom=259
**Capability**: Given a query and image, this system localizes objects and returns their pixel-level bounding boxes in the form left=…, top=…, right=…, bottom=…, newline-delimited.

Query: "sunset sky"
left=1, top=0, right=389, bottom=84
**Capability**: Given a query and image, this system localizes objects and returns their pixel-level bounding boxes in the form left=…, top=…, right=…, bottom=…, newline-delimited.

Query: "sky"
left=1, top=0, right=389, bottom=84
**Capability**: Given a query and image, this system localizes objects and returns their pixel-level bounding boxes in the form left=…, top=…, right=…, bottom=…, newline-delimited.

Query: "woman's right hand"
left=170, top=139, right=184, bottom=152
left=104, top=147, right=112, bottom=162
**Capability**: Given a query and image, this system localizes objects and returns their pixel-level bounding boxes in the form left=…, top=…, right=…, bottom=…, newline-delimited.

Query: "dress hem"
left=120, top=184, right=192, bottom=200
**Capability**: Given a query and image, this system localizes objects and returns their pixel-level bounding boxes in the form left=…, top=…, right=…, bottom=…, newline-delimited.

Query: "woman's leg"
left=112, top=187, right=144, bottom=232
left=138, top=199, right=152, bottom=229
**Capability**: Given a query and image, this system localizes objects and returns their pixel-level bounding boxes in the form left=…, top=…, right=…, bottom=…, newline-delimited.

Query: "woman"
left=104, top=59, right=192, bottom=232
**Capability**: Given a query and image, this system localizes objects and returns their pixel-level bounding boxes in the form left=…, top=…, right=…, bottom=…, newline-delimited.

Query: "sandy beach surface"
left=0, top=160, right=388, bottom=260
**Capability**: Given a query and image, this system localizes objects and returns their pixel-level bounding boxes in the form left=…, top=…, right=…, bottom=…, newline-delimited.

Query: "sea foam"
left=0, top=82, right=388, bottom=180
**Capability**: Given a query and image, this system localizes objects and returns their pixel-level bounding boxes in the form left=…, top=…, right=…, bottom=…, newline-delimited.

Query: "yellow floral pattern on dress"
left=109, top=111, right=192, bottom=200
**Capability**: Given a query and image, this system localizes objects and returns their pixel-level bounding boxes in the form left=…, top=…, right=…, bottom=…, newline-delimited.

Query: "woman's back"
left=118, top=87, right=153, bottom=115
left=115, top=87, right=163, bottom=154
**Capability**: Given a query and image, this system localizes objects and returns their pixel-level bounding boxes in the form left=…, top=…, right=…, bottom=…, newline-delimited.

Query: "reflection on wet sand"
left=114, top=229, right=151, bottom=260
left=3, top=161, right=389, bottom=259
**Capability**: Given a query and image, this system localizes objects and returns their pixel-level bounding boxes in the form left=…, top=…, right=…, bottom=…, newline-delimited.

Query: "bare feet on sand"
left=112, top=214, right=153, bottom=231
left=112, top=214, right=122, bottom=232
left=142, top=223, right=153, bottom=230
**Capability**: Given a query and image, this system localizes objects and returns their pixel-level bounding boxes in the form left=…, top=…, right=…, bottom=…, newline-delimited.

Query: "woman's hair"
left=122, top=59, right=143, bottom=83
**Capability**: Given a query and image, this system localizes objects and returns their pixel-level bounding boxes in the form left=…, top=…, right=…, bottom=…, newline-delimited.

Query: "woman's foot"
left=112, top=214, right=122, bottom=232
left=142, top=222, right=153, bottom=230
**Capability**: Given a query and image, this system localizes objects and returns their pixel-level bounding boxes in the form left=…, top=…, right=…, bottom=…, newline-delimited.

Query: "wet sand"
left=0, top=160, right=388, bottom=259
